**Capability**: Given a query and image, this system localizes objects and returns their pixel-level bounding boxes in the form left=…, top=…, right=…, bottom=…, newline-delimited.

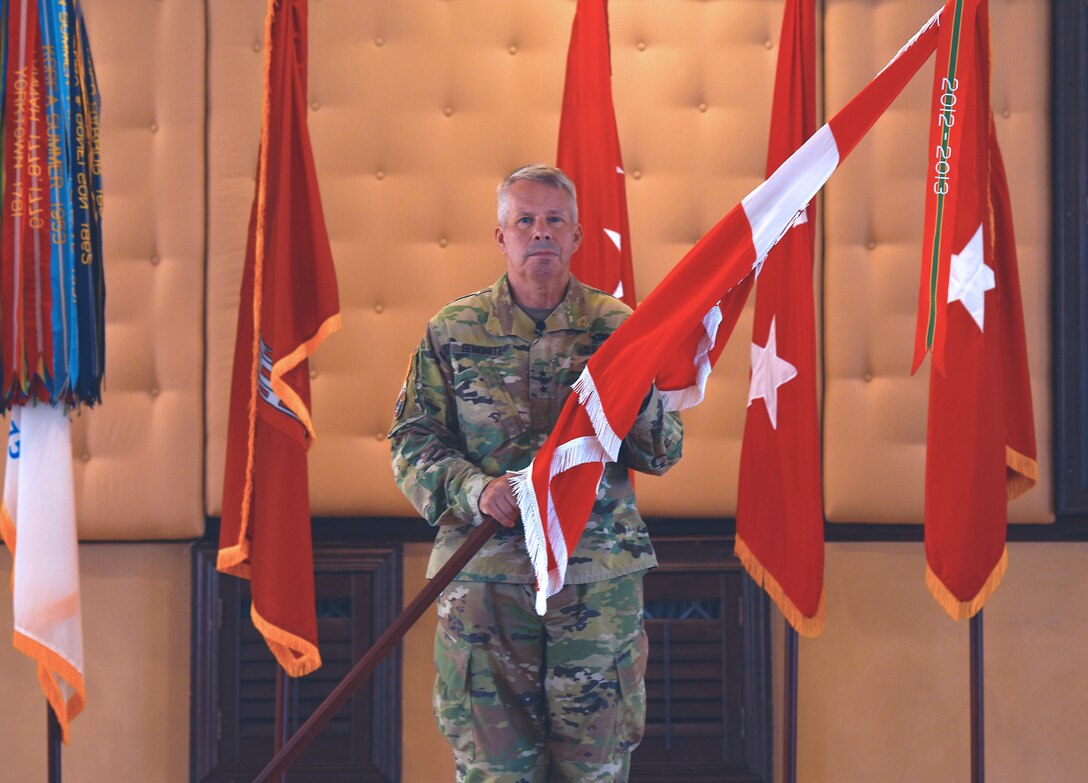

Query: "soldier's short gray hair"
left=497, top=164, right=579, bottom=226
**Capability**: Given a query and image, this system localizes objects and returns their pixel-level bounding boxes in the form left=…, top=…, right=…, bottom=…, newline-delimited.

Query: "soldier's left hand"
left=479, top=476, right=521, bottom=528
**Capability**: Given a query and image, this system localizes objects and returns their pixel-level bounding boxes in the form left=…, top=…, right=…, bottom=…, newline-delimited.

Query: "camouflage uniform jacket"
left=390, top=273, right=683, bottom=583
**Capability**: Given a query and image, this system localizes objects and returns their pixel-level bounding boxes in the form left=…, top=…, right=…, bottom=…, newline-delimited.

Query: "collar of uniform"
left=486, top=274, right=593, bottom=340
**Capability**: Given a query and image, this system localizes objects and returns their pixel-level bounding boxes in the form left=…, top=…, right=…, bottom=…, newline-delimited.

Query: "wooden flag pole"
left=783, top=625, right=798, bottom=783
left=273, top=665, right=290, bottom=783
left=970, top=610, right=985, bottom=783
left=252, top=516, right=502, bottom=783
left=47, top=703, right=62, bottom=783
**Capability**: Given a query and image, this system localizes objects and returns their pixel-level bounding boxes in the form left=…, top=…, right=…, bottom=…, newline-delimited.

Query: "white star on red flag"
left=748, top=316, right=798, bottom=429
left=603, top=228, right=622, bottom=251
left=947, top=223, right=995, bottom=332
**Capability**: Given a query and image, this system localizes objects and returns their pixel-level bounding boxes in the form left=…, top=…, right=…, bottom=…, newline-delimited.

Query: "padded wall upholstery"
left=204, top=2, right=264, bottom=516
left=205, top=0, right=787, bottom=517
left=204, top=0, right=1051, bottom=523
left=822, top=0, right=1051, bottom=523
left=22, top=0, right=206, bottom=540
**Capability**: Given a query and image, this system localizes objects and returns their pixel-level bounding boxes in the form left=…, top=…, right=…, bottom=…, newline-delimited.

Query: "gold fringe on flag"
left=734, top=534, right=825, bottom=638
left=3, top=506, right=85, bottom=740
left=925, top=546, right=1008, bottom=621
left=12, top=631, right=86, bottom=742
left=230, top=0, right=280, bottom=574
left=1005, top=447, right=1037, bottom=502
left=270, top=312, right=343, bottom=439
left=251, top=603, right=322, bottom=678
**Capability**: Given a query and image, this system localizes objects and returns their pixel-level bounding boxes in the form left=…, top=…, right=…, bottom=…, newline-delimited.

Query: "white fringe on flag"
left=543, top=436, right=609, bottom=608
left=509, top=435, right=610, bottom=615
left=551, top=435, right=608, bottom=473
left=544, top=488, right=567, bottom=610
left=508, top=463, right=553, bottom=614
left=571, top=368, right=622, bottom=461
left=881, top=6, right=943, bottom=76
left=660, top=303, right=724, bottom=412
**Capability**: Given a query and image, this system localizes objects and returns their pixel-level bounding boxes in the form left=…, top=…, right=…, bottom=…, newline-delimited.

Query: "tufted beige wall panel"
left=206, top=0, right=1051, bottom=525
left=205, top=0, right=789, bottom=518
left=204, top=0, right=265, bottom=517
left=822, top=0, right=1052, bottom=523
left=8, top=0, right=209, bottom=541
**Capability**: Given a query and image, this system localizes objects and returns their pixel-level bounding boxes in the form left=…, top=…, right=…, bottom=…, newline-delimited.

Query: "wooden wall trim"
left=1053, top=1, right=1088, bottom=518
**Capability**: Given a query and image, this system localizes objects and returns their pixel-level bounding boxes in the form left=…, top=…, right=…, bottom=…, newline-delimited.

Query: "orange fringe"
left=1, top=503, right=15, bottom=591
left=216, top=545, right=251, bottom=579
left=1, top=502, right=15, bottom=553
left=232, top=0, right=280, bottom=563
left=13, top=631, right=86, bottom=743
left=231, top=0, right=343, bottom=556
left=223, top=2, right=338, bottom=682
left=251, top=602, right=322, bottom=678
left=1006, top=447, right=1037, bottom=502
left=270, top=312, right=343, bottom=442
left=926, top=546, right=1007, bottom=621
left=5, top=499, right=86, bottom=742
left=735, top=534, right=825, bottom=638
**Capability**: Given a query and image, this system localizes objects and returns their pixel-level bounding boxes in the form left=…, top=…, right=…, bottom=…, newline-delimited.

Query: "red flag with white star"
left=923, top=0, right=1036, bottom=618
left=557, top=0, right=636, bottom=307
left=735, top=0, right=824, bottom=637
left=513, top=9, right=944, bottom=614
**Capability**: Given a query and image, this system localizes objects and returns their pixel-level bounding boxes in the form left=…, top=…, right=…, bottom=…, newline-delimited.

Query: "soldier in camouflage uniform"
left=390, top=164, right=683, bottom=782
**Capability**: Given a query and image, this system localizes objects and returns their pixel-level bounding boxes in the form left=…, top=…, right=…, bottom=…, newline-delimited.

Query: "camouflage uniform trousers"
left=434, top=572, right=649, bottom=783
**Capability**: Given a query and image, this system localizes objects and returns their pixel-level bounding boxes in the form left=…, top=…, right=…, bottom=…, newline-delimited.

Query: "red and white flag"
left=512, top=7, right=945, bottom=614
left=2, top=406, right=85, bottom=741
left=218, top=0, right=341, bottom=676
left=556, top=0, right=636, bottom=308
left=923, top=0, right=1036, bottom=618
left=735, top=0, right=824, bottom=637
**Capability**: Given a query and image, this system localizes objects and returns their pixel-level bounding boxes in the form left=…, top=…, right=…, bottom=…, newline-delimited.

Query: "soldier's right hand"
left=479, top=477, right=521, bottom=528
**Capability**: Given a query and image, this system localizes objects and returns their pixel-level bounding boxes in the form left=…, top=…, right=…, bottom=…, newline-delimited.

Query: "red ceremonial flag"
left=735, top=0, right=824, bottom=637
left=512, top=8, right=944, bottom=613
left=556, top=0, right=636, bottom=307
left=923, top=0, right=1036, bottom=618
left=218, top=0, right=341, bottom=677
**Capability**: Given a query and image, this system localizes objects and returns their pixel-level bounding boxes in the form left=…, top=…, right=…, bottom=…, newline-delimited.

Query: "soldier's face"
left=496, top=181, right=582, bottom=292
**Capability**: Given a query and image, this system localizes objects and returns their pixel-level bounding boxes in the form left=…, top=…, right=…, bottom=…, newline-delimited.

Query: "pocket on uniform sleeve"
left=613, top=628, right=650, bottom=753
left=433, top=629, right=474, bottom=759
